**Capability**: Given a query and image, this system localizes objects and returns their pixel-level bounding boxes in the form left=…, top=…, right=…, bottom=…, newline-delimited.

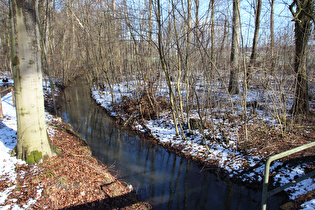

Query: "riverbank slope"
left=0, top=86, right=151, bottom=209
left=91, top=81, right=315, bottom=209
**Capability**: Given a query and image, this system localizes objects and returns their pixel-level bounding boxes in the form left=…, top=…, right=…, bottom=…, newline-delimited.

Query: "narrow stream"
left=58, top=79, right=286, bottom=209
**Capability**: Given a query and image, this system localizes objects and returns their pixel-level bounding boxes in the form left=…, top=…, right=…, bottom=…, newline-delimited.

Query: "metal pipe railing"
left=261, top=141, right=315, bottom=210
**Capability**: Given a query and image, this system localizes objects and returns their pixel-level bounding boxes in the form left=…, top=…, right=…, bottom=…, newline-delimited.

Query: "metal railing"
left=261, top=141, right=315, bottom=210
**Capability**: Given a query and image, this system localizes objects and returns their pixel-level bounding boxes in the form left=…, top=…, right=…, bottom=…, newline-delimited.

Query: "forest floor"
left=0, top=84, right=152, bottom=209
left=91, top=80, right=315, bottom=209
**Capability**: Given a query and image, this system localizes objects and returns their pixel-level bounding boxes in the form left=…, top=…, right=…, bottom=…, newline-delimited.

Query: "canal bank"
left=0, top=85, right=151, bottom=209
left=57, top=78, right=290, bottom=209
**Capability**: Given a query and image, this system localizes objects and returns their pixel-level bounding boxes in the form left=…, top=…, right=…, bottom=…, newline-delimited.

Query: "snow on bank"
left=1, top=80, right=313, bottom=208
left=92, top=82, right=315, bottom=209
left=0, top=92, right=43, bottom=209
left=0, top=92, right=23, bottom=207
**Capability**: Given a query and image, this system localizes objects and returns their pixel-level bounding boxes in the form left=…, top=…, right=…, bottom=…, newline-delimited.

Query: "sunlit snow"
left=91, top=81, right=315, bottom=209
left=0, top=91, right=43, bottom=209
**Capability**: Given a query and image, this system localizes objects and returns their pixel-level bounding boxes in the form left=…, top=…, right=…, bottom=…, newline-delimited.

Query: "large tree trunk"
left=10, top=0, right=54, bottom=163
left=289, top=0, right=314, bottom=115
left=228, top=0, right=240, bottom=94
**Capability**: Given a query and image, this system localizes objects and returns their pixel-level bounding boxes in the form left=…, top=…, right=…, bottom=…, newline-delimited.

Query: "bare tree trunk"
left=228, top=0, right=240, bottom=94
left=249, top=0, right=262, bottom=66
left=148, top=0, right=153, bottom=50
left=171, top=0, right=186, bottom=138
left=39, top=0, right=57, bottom=115
left=219, top=14, right=229, bottom=65
left=269, top=0, right=275, bottom=71
left=61, top=29, right=66, bottom=83
left=210, top=0, right=215, bottom=71
left=156, top=0, right=180, bottom=135
left=247, top=0, right=262, bottom=85
left=289, top=0, right=314, bottom=115
left=183, top=0, right=193, bottom=130
left=10, top=0, right=55, bottom=162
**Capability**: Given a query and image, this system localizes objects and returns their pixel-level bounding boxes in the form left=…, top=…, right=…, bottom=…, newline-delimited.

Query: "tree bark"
left=219, top=14, right=229, bottom=64
left=186, top=0, right=193, bottom=130
left=156, top=0, right=180, bottom=135
left=228, top=0, right=240, bottom=94
left=39, top=0, right=57, bottom=115
left=269, top=0, right=275, bottom=70
left=289, top=0, right=314, bottom=115
left=10, top=0, right=54, bottom=162
left=210, top=0, right=215, bottom=71
left=247, top=0, right=262, bottom=86
left=249, top=0, right=262, bottom=67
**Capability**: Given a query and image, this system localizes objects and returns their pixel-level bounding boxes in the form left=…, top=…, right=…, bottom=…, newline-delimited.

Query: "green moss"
left=52, top=144, right=61, bottom=155
left=43, top=168, right=56, bottom=178
left=46, top=130, right=60, bottom=156
left=12, top=56, right=19, bottom=66
left=26, top=150, right=42, bottom=165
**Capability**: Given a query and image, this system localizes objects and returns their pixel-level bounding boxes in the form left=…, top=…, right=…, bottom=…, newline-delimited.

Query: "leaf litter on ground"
left=0, top=87, right=151, bottom=210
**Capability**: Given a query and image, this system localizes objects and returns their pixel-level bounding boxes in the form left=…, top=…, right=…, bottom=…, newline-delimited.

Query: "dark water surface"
left=58, top=79, right=285, bottom=209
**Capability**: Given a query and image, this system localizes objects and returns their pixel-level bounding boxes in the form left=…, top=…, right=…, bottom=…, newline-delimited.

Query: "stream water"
left=58, top=79, right=286, bottom=209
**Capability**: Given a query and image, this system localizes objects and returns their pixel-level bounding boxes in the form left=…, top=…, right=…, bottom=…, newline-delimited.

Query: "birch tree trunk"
left=10, top=0, right=54, bottom=162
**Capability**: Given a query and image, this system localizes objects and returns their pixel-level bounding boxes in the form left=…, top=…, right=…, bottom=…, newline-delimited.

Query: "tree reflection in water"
left=59, top=78, right=286, bottom=210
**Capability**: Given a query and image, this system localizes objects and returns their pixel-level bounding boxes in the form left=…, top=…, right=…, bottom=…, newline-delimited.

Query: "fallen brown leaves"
left=2, top=118, right=151, bottom=210
left=237, top=115, right=315, bottom=161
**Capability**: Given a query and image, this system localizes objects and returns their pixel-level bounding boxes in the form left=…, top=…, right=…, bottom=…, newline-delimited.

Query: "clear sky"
left=150, top=0, right=295, bottom=47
